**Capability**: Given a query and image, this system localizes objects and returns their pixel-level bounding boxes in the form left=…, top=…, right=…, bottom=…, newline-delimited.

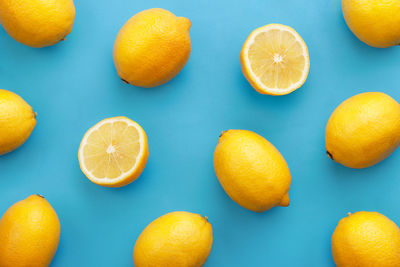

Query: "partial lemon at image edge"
left=0, top=89, right=37, bottom=156
left=342, top=0, right=400, bottom=48
left=78, top=116, right=149, bottom=187
left=0, top=195, right=60, bottom=267
left=240, top=24, right=310, bottom=95
left=133, top=211, right=213, bottom=267
left=0, top=0, right=75, bottom=48
left=332, top=211, right=400, bottom=266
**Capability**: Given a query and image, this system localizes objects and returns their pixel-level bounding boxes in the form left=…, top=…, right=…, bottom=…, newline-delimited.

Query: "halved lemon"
left=78, top=116, right=149, bottom=187
left=240, top=24, right=310, bottom=95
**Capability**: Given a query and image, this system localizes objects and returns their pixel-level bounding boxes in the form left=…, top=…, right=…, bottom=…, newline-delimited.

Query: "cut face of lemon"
left=78, top=116, right=149, bottom=187
left=240, top=24, right=310, bottom=95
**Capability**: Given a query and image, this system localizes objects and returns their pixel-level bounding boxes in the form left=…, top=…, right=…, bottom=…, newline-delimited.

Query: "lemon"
left=0, top=195, right=60, bottom=267
left=133, top=211, right=213, bottom=267
left=0, top=89, right=36, bottom=156
left=113, top=8, right=191, bottom=88
left=240, top=24, right=310, bottom=95
left=213, top=130, right=291, bottom=212
left=0, top=0, right=75, bottom=48
left=325, top=92, right=400, bottom=169
left=342, top=0, right=400, bottom=48
left=78, top=116, right=149, bottom=187
left=332, top=212, right=400, bottom=267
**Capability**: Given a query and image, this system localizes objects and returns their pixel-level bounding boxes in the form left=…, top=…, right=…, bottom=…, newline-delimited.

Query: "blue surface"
left=1, top=0, right=400, bottom=266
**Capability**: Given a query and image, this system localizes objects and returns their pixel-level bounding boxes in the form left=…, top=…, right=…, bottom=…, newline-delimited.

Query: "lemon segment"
left=78, top=116, right=148, bottom=187
left=241, top=24, right=310, bottom=95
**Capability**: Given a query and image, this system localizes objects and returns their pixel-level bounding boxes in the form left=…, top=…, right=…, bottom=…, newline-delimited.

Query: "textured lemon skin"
left=342, top=0, right=400, bottom=48
left=133, top=211, right=213, bottom=267
left=325, top=92, right=400, bottom=169
left=332, top=212, right=400, bottom=267
left=113, top=8, right=191, bottom=88
left=213, top=130, right=291, bottom=212
left=0, top=89, right=36, bottom=156
left=0, top=0, right=75, bottom=48
left=0, top=195, right=61, bottom=267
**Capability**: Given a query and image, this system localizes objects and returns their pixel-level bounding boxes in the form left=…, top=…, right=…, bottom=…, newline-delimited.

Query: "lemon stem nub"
left=33, top=112, right=37, bottom=119
left=36, top=194, right=45, bottom=198
left=219, top=130, right=228, bottom=138
left=326, top=151, right=333, bottom=160
left=347, top=212, right=352, bottom=217
left=279, top=193, right=290, bottom=207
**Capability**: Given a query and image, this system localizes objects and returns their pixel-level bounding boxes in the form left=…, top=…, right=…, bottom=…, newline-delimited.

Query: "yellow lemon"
left=113, top=8, right=191, bottom=88
left=0, top=195, right=60, bottom=267
left=325, top=92, right=400, bottom=169
left=332, top=211, right=400, bottom=267
left=0, top=0, right=75, bottom=48
left=213, top=130, right=291, bottom=212
left=342, top=0, right=400, bottom=48
left=78, top=116, right=149, bottom=187
left=240, top=24, right=310, bottom=95
left=133, top=211, right=213, bottom=267
left=0, top=89, right=36, bottom=156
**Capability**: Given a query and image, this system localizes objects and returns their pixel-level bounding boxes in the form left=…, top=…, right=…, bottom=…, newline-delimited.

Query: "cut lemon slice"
left=240, top=24, right=310, bottom=95
left=78, top=116, right=149, bottom=187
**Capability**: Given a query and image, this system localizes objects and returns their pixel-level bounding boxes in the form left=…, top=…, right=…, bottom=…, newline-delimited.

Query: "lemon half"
left=78, top=116, right=149, bottom=187
left=240, top=24, right=310, bottom=95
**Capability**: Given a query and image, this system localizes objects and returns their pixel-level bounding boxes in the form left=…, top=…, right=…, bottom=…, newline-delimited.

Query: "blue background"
left=1, top=0, right=400, bottom=266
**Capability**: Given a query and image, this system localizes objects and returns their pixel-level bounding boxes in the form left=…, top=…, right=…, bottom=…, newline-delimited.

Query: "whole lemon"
left=0, top=195, right=61, bottom=267
left=133, top=211, right=213, bottom=267
left=342, top=0, right=400, bottom=48
left=325, top=92, right=400, bottom=169
left=0, top=89, right=36, bottom=156
left=113, top=8, right=191, bottom=88
left=213, top=130, right=291, bottom=212
left=0, top=0, right=75, bottom=48
left=332, top=212, right=400, bottom=267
